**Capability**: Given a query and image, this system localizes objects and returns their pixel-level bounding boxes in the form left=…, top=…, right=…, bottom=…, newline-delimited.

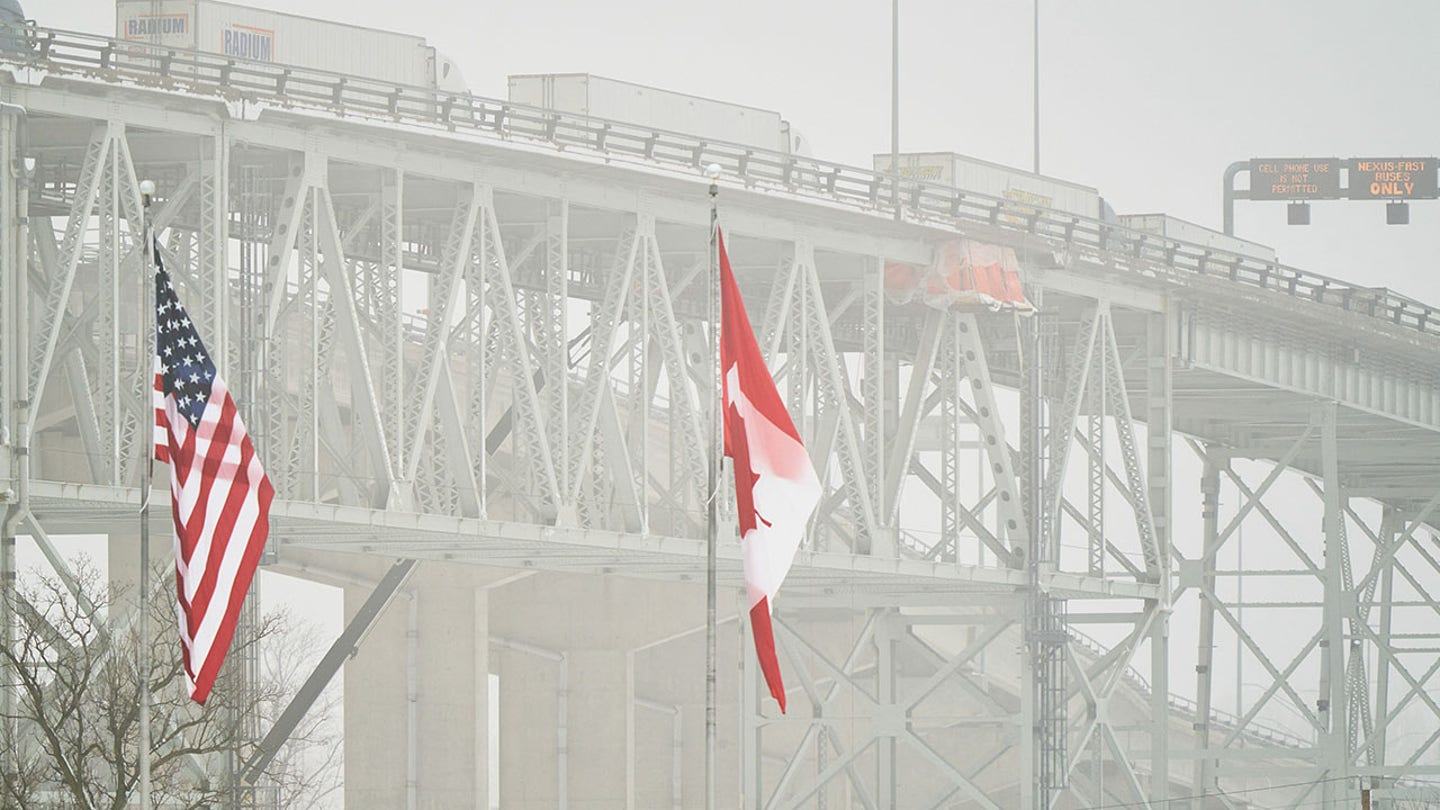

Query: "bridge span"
left=3, top=26, right=1440, bottom=809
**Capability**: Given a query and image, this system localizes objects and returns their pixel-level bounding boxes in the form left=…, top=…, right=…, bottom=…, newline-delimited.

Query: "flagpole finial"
left=139, top=179, right=156, bottom=208
left=705, top=163, right=722, bottom=199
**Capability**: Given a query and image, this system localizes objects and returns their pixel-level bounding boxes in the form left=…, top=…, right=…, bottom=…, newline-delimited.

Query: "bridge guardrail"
left=9, top=25, right=1439, bottom=342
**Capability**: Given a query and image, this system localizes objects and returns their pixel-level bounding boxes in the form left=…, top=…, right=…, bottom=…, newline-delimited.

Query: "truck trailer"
left=115, top=0, right=468, bottom=93
left=508, top=72, right=808, bottom=155
left=1117, top=213, right=1277, bottom=264
left=874, top=151, right=1113, bottom=224
left=0, top=0, right=24, bottom=55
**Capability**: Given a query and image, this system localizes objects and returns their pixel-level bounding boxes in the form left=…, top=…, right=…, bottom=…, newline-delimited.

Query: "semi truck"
left=874, top=151, right=1114, bottom=224
left=114, top=0, right=469, bottom=94
left=1117, top=213, right=1277, bottom=264
left=0, top=0, right=26, bottom=55
left=508, top=73, right=809, bottom=155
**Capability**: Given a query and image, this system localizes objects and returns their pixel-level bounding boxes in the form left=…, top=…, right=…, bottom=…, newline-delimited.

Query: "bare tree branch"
left=1, top=560, right=340, bottom=808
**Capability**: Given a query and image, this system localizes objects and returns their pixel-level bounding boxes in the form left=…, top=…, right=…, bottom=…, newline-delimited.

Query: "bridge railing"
left=10, top=25, right=1439, bottom=340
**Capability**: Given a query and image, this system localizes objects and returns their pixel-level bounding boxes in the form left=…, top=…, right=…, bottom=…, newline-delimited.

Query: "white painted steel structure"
left=3, top=25, right=1440, bottom=809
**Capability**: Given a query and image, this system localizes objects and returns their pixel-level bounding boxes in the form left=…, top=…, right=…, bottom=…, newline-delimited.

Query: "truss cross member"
left=241, top=558, right=418, bottom=784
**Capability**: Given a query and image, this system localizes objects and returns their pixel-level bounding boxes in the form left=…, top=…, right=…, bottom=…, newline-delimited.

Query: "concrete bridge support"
left=323, top=560, right=746, bottom=810
left=321, top=555, right=499, bottom=810
left=489, top=572, right=742, bottom=810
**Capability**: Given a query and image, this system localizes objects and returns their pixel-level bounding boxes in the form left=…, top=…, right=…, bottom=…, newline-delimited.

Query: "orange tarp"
left=884, top=240, right=1033, bottom=313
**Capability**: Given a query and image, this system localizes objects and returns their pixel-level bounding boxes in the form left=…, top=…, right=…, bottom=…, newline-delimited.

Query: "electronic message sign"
left=1346, top=158, right=1439, bottom=200
left=1249, top=158, right=1341, bottom=200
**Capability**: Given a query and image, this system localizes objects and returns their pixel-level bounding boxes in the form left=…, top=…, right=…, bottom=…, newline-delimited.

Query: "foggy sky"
left=27, top=0, right=1440, bottom=758
left=45, top=0, right=1440, bottom=303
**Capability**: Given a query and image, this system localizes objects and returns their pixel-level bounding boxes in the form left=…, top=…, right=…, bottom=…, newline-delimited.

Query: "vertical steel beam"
left=1319, top=402, right=1350, bottom=807
left=1021, top=294, right=1070, bottom=809
left=542, top=200, right=571, bottom=520
left=199, top=132, right=230, bottom=367
left=876, top=612, right=897, bottom=808
left=0, top=105, right=18, bottom=759
left=863, top=257, right=885, bottom=526
left=1018, top=294, right=1043, bottom=810
left=1191, top=447, right=1221, bottom=808
left=102, top=144, right=121, bottom=485
left=939, top=318, right=960, bottom=562
left=1146, top=307, right=1174, bottom=808
left=379, top=169, right=406, bottom=507
left=0, top=108, right=13, bottom=480
left=786, top=247, right=810, bottom=438
left=1086, top=327, right=1105, bottom=576
left=1374, top=507, right=1397, bottom=771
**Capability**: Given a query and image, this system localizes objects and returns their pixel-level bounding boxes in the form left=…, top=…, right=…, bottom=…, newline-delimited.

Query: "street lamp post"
left=1033, top=0, right=1040, bottom=174
left=890, top=0, right=900, bottom=221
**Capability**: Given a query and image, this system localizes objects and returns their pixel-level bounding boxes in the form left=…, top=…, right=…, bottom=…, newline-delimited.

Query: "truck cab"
left=0, top=0, right=27, bottom=56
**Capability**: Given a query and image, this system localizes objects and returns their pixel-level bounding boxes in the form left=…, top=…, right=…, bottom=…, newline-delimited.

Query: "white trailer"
left=1118, top=213, right=1277, bottom=264
left=508, top=73, right=804, bottom=154
left=115, top=0, right=468, bottom=92
left=873, top=151, right=1109, bottom=223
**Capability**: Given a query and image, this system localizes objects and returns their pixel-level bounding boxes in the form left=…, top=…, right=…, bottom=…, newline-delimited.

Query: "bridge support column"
left=108, top=520, right=169, bottom=620
left=340, top=557, right=497, bottom=810
left=490, top=572, right=732, bottom=810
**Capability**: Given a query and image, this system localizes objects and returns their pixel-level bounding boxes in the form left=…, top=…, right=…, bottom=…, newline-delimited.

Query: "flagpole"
left=138, top=178, right=156, bottom=810
left=704, top=161, right=721, bottom=810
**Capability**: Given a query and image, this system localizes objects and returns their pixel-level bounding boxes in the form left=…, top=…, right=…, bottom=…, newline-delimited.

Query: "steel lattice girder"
left=7, top=75, right=1440, bottom=810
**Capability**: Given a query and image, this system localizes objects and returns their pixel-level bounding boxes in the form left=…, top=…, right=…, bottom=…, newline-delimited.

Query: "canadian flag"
left=720, top=230, right=821, bottom=713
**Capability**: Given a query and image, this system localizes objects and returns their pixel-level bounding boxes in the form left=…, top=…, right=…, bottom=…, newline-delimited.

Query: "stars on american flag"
left=154, top=254, right=217, bottom=428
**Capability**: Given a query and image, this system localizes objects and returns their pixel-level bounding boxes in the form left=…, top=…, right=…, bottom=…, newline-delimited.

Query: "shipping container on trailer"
left=874, top=151, right=1107, bottom=223
left=508, top=73, right=801, bottom=154
left=115, top=0, right=468, bottom=92
left=1118, top=213, right=1277, bottom=264
left=0, top=0, right=26, bottom=56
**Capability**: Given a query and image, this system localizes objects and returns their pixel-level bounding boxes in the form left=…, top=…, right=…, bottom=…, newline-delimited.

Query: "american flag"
left=152, top=246, right=273, bottom=705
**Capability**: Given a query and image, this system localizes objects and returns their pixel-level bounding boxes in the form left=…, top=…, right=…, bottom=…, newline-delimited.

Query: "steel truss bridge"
left=3, top=25, right=1440, bottom=810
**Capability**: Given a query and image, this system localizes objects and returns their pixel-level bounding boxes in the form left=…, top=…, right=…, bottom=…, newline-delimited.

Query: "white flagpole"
left=704, top=161, right=721, bottom=810
left=138, top=177, right=156, bottom=810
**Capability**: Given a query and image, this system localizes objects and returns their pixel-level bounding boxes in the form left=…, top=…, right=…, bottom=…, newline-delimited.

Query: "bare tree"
left=250, top=605, right=342, bottom=810
left=0, top=561, right=340, bottom=809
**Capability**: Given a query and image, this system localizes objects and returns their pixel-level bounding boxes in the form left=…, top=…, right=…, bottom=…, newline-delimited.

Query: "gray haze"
left=47, top=0, right=1440, bottom=304
left=40, top=0, right=1440, bottom=710
left=19, top=1, right=1440, bottom=803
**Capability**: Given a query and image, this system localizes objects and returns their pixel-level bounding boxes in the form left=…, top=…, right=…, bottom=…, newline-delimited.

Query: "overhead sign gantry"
left=1224, top=156, right=1439, bottom=230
